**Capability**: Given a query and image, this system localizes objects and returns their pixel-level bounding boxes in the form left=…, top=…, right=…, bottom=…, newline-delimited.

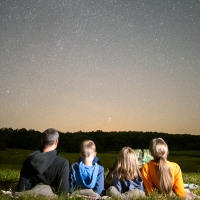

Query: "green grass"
left=1, top=149, right=200, bottom=172
left=0, top=149, right=119, bottom=172
left=0, top=149, right=200, bottom=199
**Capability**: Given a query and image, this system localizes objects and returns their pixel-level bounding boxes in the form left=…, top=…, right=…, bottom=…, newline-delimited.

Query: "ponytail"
left=157, top=157, right=172, bottom=193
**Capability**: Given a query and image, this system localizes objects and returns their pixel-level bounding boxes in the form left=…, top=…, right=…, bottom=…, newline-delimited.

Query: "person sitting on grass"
left=141, top=137, right=186, bottom=198
left=106, top=147, right=145, bottom=199
left=70, top=140, right=105, bottom=197
left=16, top=128, right=70, bottom=196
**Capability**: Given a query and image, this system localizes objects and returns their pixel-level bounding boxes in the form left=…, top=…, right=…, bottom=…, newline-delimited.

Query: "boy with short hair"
left=70, top=140, right=105, bottom=197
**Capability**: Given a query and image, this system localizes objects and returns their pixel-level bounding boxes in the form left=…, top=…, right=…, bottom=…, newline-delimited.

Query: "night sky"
left=0, top=0, right=200, bottom=135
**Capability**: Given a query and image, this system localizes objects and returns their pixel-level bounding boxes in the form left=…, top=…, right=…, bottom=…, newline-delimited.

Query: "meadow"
left=0, top=149, right=200, bottom=199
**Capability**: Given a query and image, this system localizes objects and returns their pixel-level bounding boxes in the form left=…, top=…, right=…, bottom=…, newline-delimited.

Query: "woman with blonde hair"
left=141, top=138, right=186, bottom=197
left=106, top=147, right=145, bottom=199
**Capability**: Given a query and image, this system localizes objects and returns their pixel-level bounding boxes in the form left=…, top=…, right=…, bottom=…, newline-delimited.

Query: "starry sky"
left=0, top=0, right=200, bottom=135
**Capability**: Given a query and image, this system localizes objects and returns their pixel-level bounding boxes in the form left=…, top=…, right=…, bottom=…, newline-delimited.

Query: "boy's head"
left=80, top=140, right=96, bottom=158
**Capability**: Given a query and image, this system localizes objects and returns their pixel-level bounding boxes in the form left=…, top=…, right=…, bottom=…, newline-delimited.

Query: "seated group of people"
left=15, top=128, right=196, bottom=199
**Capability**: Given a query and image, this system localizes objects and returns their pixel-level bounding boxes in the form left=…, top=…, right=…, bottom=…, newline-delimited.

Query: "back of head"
left=149, top=138, right=168, bottom=161
left=80, top=140, right=96, bottom=158
left=41, top=128, right=59, bottom=148
left=115, top=147, right=140, bottom=180
left=149, top=138, right=172, bottom=194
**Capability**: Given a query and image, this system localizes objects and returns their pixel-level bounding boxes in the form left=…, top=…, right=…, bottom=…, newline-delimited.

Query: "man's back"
left=17, top=150, right=70, bottom=194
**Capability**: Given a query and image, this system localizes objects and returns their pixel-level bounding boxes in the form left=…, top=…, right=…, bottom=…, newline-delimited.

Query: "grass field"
left=0, top=149, right=200, bottom=199
left=1, top=149, right=200, bottom=172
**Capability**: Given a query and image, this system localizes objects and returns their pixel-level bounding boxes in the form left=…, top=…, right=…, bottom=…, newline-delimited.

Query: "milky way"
left=0, top=0, right=200, bottom=134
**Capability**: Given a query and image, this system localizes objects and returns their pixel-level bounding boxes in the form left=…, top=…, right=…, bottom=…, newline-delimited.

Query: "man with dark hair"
left=17, top=128, right=70, bottom=196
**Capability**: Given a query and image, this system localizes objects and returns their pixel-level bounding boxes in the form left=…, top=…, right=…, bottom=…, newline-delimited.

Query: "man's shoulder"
left=23, top=150, right=41, bottom=163
left=54, top=155, right=70, bottom=165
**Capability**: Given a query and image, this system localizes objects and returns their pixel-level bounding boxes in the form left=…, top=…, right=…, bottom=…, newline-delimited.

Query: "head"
left=149, top=138, right=169, bottom=161
left=114, top=147, right=140, bottom=180
left=80, top=140, right=96, bottom=159
left=41, top=128, right=59, bottom=149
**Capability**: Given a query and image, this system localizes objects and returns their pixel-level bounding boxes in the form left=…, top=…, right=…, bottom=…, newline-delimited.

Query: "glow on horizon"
left=0, top=1, right=200, bottom=135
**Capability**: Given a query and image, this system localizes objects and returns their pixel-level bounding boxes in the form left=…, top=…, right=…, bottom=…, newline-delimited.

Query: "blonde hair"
left=80, top=140, right=96, bottom=158
left=114, top=147, right=140, bottom=180
left=149, top=138, right=172, bottom=194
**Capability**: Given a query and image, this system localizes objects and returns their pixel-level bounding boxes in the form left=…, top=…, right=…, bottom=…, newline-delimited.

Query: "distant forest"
left=0, top=128, right=200, bottom=152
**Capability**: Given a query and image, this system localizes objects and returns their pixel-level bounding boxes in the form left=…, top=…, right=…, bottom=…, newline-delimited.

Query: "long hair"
left=113, top=147, right=140, bottom=180
left=149, top=138, right=172, bottom=194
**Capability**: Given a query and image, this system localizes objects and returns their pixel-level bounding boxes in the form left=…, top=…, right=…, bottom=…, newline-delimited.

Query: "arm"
left=57, top=159, right=70, bottom=194
left=69, top=163, right=78, bottom=193
left=112, top=173, right=122, bottom=193
left=93, top=166, right=105, bottom=195
left=17, top=158, right=33, bottom=191
left=141, top=164, right=155, bottom=195
left=172, top=164, right=186, bottom=197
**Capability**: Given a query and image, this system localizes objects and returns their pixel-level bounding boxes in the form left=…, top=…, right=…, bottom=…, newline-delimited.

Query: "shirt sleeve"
left=172, top=164, right=186, bottom=197
left=69, top=164, right=77, bottom=193
left=141, top=164, right=155, bottom=195
left=57, top=159, right=70, bottom=195
left=93, top=166, right=105, bottom=195
left=17, top=158, right=32, bottom=191
left=112, top=173, right=122, bottom=193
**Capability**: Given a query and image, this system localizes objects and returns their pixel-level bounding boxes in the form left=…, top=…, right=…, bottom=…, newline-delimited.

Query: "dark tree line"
left=0, top=128, right=200, bottom=152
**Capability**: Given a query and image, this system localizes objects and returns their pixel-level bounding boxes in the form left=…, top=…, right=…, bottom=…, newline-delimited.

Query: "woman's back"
left=113, top=172, right=144, bottom=193
left=141, top=138, right=186, bottom=198
left=142, top=160, right=186, bottom=197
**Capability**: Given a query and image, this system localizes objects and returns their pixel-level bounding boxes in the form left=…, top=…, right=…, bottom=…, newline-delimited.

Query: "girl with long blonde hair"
left=141, top=138, right=186, bottom=197
left=106, top=147, right=145, bottom=198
